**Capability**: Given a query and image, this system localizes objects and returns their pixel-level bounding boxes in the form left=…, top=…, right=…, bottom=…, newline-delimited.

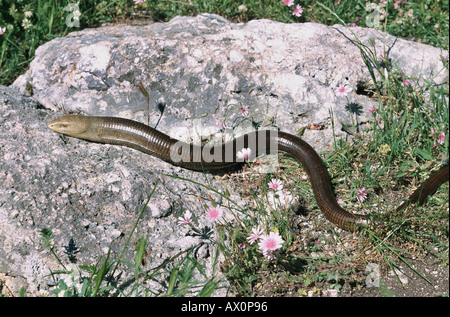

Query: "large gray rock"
left=2, top=14, right=448, bottom=296
left=1, top=83, right=231, bottom=296
left=12, top=14, right=447, bottom=151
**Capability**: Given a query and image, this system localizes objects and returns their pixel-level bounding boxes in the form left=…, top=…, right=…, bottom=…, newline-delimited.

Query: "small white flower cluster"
left=267, top=178, right=294, bottom=208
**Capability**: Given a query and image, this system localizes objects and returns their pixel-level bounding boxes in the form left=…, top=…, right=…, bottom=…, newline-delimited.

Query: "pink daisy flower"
left=357, top=188, right=368, bottom=203
left=335, top=85, right=352, bottom=97
left=247, top=225, right=264, bottom=245
left=237, top=148, right=252, bottom=160
left=206, top=205, right=223, bottom=222
left=282, top=0, right=294, bottom=7
left=268, top=178, right=283, bottom=191
left=258, top=231, right=284, bottom=259
left=178, top=210, right=192, bottom=226
left=293, top=5, right=303, bottom=17
left=240, top=105, right=250, bottom=116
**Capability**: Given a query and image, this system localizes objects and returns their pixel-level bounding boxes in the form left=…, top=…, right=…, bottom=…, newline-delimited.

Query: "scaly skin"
left=49, top=115, right=448, bottom=231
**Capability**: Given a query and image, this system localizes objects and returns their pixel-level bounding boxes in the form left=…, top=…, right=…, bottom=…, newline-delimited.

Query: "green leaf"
left=414, top=148, right=433, bottom=161
left=166, top=268, right=179, bottom=297
left=80, top=278, right=90, bottom=297
left=58, top=279, right=67, bottom=290
left=134, top=237, right=147, bottom=278
left=92, top=250, right=113, bottom=297
left=198, top=278, right=221, bottom=297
